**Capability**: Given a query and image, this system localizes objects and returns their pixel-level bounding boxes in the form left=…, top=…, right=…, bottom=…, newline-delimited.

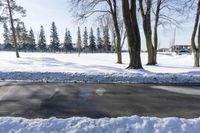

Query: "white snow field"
left=0, top=52, right=200, bottom=83
left=0, top=116, right=200, bottom=133
left=0, top=51, right=200, bottom=83
left=0, top=51, right=200, bottom=132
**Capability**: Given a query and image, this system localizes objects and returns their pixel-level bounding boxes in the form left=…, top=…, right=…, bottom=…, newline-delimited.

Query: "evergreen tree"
left=63, top=28, right=73, bottom=53
left=15, top=23, right=22, bottom=45
left=96, top=27, right=103, bottom=52
left=3, top=23, right=13, bottom=50
left=49, top=22, right=60, bottom=52
left=38, top=26, right=47, bottom=52
left=77, top=26, right=82, bottom=56
left=103, top=25, right=111, bottom=52
left=15, top=22, right=29, bottom=51
left=89, top=28, right=96, bottom=53
left=27, top=28, right=36, bottom=51
left=64, top=28, right=69, bottom=52
left=67, top=30, right=73, bottom=52
left=83, top=27, right=88, bottom=48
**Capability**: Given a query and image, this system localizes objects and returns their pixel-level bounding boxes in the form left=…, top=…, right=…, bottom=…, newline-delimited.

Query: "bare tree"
left=139, top=0, right=155, bottom=65
left=69, top=0, right=123, bottom=64
left=122, top=0, right=142, bottom=69
left=191, top=0, right=200, bottom=67
left=138, top=0, right=183, bottom=65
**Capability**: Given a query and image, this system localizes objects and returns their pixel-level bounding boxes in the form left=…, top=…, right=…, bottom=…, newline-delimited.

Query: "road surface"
left=0, top=81, right=199, bottom=118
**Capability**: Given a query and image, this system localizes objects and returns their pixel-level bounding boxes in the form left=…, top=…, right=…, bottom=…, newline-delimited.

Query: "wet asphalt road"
left=0, top=81, right=200, bottom=119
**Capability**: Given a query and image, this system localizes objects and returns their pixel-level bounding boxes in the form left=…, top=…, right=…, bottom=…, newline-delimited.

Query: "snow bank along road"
left=0, top=51, right=200, bottom=84
left=0, top=116, right=200, bottom=133
left=0, top=82, right=200, bottom=132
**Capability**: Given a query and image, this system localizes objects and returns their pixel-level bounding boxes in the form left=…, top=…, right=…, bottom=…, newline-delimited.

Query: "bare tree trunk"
left=108, top=0, right=122, bottom=64
left=122, top=0, right=142, bottom=69
left=197, top=22, right=200, bottom=67
left=191, top=0, right=200, bottom=67
left=153, top=0, right=161, bottom=65
left=112, top=14, right=122, bottom=64
left=7, top=0, right=20, bottom=58
left=139, top=0, right=155, bottom=65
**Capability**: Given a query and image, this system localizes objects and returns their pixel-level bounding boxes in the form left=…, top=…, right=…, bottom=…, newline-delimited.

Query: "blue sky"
left=0, top=0, right=195, bottom=50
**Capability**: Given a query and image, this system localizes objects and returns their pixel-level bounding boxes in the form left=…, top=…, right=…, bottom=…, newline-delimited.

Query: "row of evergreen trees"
left=2, top=21, right=113, bottom=53
left=77, top=26, right=113, bottom=54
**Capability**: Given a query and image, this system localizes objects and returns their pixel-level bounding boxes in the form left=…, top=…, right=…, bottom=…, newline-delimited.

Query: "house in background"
left=170, top=45, right=191, bottom=52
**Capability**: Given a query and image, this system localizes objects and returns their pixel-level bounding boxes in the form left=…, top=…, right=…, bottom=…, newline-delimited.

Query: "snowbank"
left=0, top=51, right=199, bottom=83
left=0, top=116, right=200, bottom=133
left=0, top=71, right=200, bottom=84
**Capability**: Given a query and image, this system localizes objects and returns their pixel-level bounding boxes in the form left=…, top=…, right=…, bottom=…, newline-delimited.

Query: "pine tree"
left=38, top=26, right=47, bottom=52
left=21, top=23, right=29, bottom=51
left=96, top=27, right=103, bottom=52
left=89, top=28, right=96, bottom=53
left=27, top=28, right=36, bottom=51
left=77, top=26, right=82, bottom=56
left=83, top=27, right=88, bottom=48
left=67, top=30, right=73, bottom=53
left=15, top=22, right=29, bottom=51
left=49, top=22, right=60, bottom=52
left=103, top=26, right=111, bottom=52
left=63, top=28, right=69, bottom=53
left=15, top=23, right=22, bottom=45
left=3, top=23, right=13, bottom=50
left=63, top=28, right=73, bottom=53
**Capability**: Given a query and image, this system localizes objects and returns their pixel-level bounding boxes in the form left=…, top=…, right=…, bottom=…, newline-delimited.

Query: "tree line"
left=2, top=21, right=114, bottom=53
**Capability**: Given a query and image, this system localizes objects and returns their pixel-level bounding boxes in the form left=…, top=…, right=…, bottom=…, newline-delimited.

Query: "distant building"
left=170, top=45, right=191, bottom=52
left=157, top=48, right=169, bottom=52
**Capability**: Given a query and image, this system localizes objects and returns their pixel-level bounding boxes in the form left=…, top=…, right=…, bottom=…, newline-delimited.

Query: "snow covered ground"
left=0, top=116, right=200, bottom=133
left=0, top=51, right=200, bottom=83
left=0, top=51, right=200, bottom=132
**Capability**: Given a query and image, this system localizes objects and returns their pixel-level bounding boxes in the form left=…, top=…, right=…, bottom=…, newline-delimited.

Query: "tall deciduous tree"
left=38, top=26, right=47, bottom=52
left=122, top=0, right=142, bottom=69
left=49, top=22, right=60, bottom=52
left=139, top=0, right=155, bottom=65
left=191, top=0, right=200, bottom=67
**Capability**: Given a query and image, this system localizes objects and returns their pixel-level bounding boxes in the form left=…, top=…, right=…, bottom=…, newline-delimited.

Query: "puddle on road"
left=79, top=86, right=93, bottom=97
left=79, top=86, right=107, bottom=97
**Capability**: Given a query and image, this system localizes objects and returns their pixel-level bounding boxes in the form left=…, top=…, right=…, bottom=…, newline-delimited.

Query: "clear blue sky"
left=0, top=0, right=196, bottom=50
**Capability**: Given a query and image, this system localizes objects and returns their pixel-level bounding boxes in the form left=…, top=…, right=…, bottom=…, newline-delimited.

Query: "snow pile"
left=0, top=116, right=200, bottom=133
left=0, top=71, right=200, bottom=84
left=0, top=51, right=199, bottom=83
